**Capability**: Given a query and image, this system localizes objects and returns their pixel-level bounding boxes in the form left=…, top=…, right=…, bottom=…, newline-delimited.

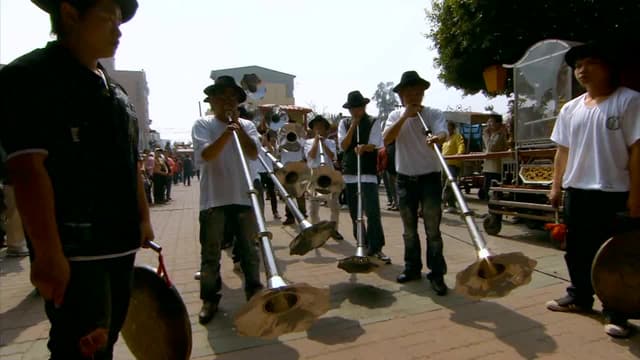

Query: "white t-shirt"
left=280, top=148, right=304, bottom=164
left=337, top=116, right=383, bottom=184
left=192, top=116, right=260, bottom=210
left=384, top=107, right=448, bottom=176
left=550, top=87, right=640, bottom=191
left=304, top=138, right=337, bottom=169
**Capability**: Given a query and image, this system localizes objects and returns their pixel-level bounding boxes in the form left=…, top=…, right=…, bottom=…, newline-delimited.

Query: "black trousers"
left=152, top=174, right=165, bottom=203
left=563, top=188, right=628, bottom=316
left=45, top=254, right=135, bottom=360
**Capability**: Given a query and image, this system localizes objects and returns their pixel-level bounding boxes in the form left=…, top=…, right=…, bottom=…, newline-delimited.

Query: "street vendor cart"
left=482, top=39, right=584, bottom=246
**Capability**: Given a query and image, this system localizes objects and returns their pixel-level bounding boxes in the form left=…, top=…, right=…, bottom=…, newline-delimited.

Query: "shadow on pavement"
left=431, top=294, right=558, bottom=359
left=329, top=282, right=397, bottom=310
left=306, top=316, right=365, bottom=345
left=0, top=254, right=26, bottom=277
left=0, top=290, right=45, bottom=346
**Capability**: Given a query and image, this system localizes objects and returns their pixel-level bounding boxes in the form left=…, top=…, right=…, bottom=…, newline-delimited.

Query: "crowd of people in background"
left=138, top=148, right=197, bottom=205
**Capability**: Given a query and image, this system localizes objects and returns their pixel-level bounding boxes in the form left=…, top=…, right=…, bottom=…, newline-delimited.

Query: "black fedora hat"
left=203, top=76, right=247, bottom=103
left=564, top=42, right=621, bottom=69
left=393, top=71, right=431, bottom=93
left=31, top=0, right=139, bottom=23
left=308, top=115, right=331, bottom=130
left=342, top=90, right=370, bottom=109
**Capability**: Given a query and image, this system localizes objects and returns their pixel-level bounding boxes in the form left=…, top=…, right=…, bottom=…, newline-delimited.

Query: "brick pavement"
left=1, top=181, right=638, bottom=359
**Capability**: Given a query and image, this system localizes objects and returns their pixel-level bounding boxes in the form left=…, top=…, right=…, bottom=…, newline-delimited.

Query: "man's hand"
left=140, top=219, right=155, bottom=247
left=356, top=144, right=374, bottom=155
left=225, top=122, right=241, bottom=135
left=31, top=251, right=70, bottom=307
left=548, top=187, right=563, bottom=208
left=425, top=134, right=443, bottom=145
left=402, top=104, right=422, bottom=119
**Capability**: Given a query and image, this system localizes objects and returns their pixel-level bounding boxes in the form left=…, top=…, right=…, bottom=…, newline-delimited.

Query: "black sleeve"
left=0, top=64, right=51, bottom=159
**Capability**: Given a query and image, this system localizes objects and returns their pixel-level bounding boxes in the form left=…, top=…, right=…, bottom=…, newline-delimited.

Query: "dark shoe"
left=545, top=295, right=593, bottom=313
left=396, top=272, right=421, bottom=283
left=370, top=251, right=391, bottom=264
left=282, top=217, right=295, bottom=226
left=427, top=274, right=448, bottom=296
left=198, top=301, right=218, bottom=324
left=332, top=230, right=344, bottom=241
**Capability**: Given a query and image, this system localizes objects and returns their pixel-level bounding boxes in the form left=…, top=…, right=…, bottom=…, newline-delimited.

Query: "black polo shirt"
left=0, top=41, right=141, bottom=259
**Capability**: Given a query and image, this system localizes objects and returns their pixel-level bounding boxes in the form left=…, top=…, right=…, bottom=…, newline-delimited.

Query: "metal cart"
left=482, top=39, right=583, bottom=247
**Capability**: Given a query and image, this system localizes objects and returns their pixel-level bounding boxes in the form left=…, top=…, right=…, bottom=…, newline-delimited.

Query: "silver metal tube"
left=416, top=112, right=489, bottom=253
left=228, top=116, right=282, bottom=281
left=318, top=138, right=327, bottom=166
left=257, top=151, right=307, bottom=223
left=356, top=126, right=364, bottom=248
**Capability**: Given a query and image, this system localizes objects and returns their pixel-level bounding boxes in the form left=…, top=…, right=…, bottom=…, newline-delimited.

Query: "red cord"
left=156, top=253, right=173, bottom=287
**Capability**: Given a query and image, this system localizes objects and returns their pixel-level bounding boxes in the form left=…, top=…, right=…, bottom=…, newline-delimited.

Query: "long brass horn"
left=226, top=114, right=330, bottom=339
left=338, top=123, right=383, bottom=274
left=261, top=149, right=336, bottom=256
left=415, top=111, right=537, bottom=298
left=266, top=150, right=309, bottom=198
left=310, top=137, right=344, bottom=195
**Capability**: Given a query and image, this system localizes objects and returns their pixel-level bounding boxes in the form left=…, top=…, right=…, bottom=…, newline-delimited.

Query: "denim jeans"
left=563, top=188, right=628, bottom=319
left=345, top=182, right=386, bottom=254
left=199, top=205, right=262, bottom=303
left=397, top=172, right=447, bottom=277
left=45, top=254, right=135, bottom=360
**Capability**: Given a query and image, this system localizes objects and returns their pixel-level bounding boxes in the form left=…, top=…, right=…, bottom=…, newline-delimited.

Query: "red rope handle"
left=156, top=253, right=173, bottom=287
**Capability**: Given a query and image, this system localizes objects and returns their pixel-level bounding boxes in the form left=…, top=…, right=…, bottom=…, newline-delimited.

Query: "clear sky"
left=1, top=0, right=508, bottom=142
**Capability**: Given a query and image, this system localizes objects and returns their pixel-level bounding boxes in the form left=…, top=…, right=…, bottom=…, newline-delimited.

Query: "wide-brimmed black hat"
left=564, top=42, right=621, bottom=69
left=32, top=0, right=139, bottom=23
left=308, top=115, right=331, bottom=129
left=393, top=71, right=431, bottom=93
left=342, top=91, right=370, bottom=109
left=203, top=76, right=247, bottom=103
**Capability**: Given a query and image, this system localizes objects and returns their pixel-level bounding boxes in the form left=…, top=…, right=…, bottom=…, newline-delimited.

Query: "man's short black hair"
left=50, top=0, right=100, bottom=37
left=488, top=114, right=503, bottom=124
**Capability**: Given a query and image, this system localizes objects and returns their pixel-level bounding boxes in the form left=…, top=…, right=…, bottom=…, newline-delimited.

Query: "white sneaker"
left=443, top=207, right=458, bottom=214
left=604, top=323, right=631, bottom=338
left=6, top=246, right=29, bottom=257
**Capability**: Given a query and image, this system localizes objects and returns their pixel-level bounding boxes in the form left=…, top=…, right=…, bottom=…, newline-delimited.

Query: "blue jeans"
left=397, top=172, right=447, bottom=277
left=345, top=182, right=386, bottom=254
left=199, top=205, right=262, bottom=303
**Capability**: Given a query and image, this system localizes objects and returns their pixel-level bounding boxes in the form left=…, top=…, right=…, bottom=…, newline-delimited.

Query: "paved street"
left=1, top=181, right=638, bottom=359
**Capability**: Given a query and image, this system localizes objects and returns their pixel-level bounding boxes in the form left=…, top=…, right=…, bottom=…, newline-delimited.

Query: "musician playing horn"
left=192, top=76, right=264, bottom=325
left=339, top=91, right=390, bottom=264
left=305, top=115, right=344, bottom=240
left=383, top=71, right=448, bottom=295
left=546, top=42, right=640, bottom=339
left=278, top=116, right=308, bottom=225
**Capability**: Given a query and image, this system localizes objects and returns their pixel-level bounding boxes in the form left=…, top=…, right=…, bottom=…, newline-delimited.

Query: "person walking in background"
left=183, top=154, right=194, bottom=186
left=481, top=114, right=508, bottom=200
left=441, top=121, right=465, bottom=213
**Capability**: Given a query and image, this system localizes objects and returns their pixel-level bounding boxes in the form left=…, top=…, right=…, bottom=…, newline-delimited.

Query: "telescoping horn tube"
left=223, top=113, right=329, bottom=339
left=310, top=138, right=344, bottom=195
left=415, top=111, right=536, bottom=298
left=261, top=148, right=336, bottom=256
left=337, top=124, right=383, bottom=274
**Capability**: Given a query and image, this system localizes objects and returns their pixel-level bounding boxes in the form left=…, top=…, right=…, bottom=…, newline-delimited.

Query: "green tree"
left=426, top=0, right=640, bottom=95
left=372, top=82, right=399, bottom=122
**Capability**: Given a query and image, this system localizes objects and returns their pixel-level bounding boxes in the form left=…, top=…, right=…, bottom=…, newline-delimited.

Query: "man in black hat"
left=0, top=0, right=153, bottom=358
left=192, top=76, right=263, bottom=325
left=546, top=42, right=640, bottom=338
left=383, top=71, right=449, bottom=295
left=305, top=115, right=343, bottom=239
left=338, top=91, right=390, bottom=264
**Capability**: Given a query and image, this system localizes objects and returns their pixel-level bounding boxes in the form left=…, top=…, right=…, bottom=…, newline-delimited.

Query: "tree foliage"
left=372, top=82, right=399, bottom=121
left=426, top=0, right=640, bottom=95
